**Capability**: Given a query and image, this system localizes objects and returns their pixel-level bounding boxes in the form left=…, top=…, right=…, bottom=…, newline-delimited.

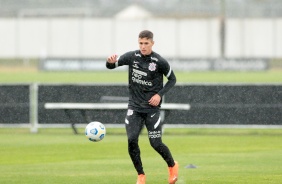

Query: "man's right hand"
left=107, top=54, right=118, bottom=63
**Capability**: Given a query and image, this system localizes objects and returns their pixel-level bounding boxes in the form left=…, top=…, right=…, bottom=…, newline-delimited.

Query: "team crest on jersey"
left=148, top=62, right=156, bottom=71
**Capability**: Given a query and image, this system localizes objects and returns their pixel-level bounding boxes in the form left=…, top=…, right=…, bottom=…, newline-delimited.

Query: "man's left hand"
left=149, top=94, right=161, bottom=106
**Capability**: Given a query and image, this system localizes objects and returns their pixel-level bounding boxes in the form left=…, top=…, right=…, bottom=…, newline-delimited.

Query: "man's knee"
left=149, top=138, right=163, bottom=150
left=128, top=137, right=138, bottom=148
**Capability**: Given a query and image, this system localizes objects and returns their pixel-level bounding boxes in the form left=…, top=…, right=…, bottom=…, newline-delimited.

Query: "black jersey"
left=106, top=50, right=176, bottom=112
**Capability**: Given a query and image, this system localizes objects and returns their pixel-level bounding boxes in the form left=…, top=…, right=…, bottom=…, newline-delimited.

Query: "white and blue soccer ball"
left=85, top=121, right=106, bottom=142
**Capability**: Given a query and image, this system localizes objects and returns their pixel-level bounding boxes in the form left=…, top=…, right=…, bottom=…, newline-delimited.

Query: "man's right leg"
left=125, top=109, right=145, bottom=175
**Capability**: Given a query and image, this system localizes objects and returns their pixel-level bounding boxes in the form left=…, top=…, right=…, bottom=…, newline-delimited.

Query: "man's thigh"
left=125, top=109, right=144, bottom=139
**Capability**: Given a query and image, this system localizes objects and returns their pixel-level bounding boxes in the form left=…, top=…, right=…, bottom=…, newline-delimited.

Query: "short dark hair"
left=139, top=30, right=153, bottom=40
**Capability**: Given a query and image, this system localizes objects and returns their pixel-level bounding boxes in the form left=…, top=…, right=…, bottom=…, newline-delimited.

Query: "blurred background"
left=0, top=0, right=282, bottom=71
left=1, top=2, right=282, bottom=183
left=0, top=0, right=282, bottom=127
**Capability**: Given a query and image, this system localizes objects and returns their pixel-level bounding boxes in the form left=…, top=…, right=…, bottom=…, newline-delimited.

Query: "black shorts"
left=125, top=109, right=162, bottom=140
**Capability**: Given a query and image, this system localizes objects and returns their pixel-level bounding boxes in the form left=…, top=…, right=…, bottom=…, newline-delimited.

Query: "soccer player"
left=106, top=30, right=178, bottom=184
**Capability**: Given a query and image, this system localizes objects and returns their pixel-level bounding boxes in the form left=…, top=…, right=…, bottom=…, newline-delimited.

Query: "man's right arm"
left=106, top=51, right=133, bottom=69
left=106, top=54, right=118, bottom=69
left=106, top=61, right=117, bottom=69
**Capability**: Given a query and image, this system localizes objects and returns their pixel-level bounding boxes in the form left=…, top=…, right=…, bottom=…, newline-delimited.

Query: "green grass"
left=0, top=68, right=281, bottom=183
left=0, top=70, right=282, bottom=83
left=0, top=128, right=282, bottom=184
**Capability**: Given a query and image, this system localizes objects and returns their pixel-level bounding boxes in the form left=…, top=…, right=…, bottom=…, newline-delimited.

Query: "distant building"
left=115, top=4, right=152, bottom=19
left=0, top=0, right=282, bottom=18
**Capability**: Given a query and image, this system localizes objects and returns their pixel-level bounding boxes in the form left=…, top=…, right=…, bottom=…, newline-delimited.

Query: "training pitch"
left=0, top=128, right=282, bottom=184
left=0, top=70, right=281, bottom=183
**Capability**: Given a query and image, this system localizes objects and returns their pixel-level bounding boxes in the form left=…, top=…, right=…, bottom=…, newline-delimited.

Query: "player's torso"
left=120, top=51, right=165, bottom=111
left=128, top=52, right=162, bottom=89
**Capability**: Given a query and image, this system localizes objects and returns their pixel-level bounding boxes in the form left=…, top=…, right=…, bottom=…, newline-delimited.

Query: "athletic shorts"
left=125, top=109, right=162, bottom=139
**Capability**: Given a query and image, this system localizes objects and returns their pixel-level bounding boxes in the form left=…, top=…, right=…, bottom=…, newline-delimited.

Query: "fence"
left=0, top=84, right=30, bottom=124
left=0, top=84, right=281, bottom=132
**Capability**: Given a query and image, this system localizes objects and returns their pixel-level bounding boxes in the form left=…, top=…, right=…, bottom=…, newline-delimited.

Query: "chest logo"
left=148, top=63, right=156, bottom=71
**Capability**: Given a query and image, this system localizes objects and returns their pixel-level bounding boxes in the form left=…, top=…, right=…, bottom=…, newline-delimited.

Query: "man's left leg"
left=145, top=110, right=178, bottom=183
left=145, top=110, right=175, bottom=166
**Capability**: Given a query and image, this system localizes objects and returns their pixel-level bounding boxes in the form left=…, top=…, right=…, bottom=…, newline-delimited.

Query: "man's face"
left=138, top=37, right=154, bottom=55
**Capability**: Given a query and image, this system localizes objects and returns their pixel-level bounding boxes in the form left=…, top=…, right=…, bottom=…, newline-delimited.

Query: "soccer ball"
left=85, top=121, right=106, bottom=142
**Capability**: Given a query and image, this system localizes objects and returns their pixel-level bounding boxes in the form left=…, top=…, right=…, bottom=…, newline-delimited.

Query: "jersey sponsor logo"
left=132, top=69, right=152, bottom=86
left=132, top=77, right=153, bottom=86
left=148, top=130, right=162, bottom=138
left=148, top=62, right=156, bottom=71
left=151, top=57, right=158, bottom=62
left=133, top=69, right=147, bottom=76
left=135, top=53, right=141, bottom=57
left=133, top=72, right=142, bottom=79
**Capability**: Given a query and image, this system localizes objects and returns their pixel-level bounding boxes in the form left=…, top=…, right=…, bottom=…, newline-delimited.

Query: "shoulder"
left=151, top=52, right=168, bottom=65
left=119, top=51, right=136, bottom=63
left=122, top=50, right=141, bottom=58
left=122, top=50, right=135, bottom=57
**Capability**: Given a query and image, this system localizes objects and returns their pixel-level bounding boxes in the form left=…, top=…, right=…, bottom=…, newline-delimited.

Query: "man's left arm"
left=157, top=70, right=176, bottom=97
left=149, top=68, right=176, bottom=106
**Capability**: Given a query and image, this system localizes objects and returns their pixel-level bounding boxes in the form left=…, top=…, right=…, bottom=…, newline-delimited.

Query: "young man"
left=106, top=30, right=178, bottom=184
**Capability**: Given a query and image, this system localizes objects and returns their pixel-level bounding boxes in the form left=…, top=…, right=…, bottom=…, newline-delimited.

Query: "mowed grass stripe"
left=0, top=128, right=281, bottom=184
left=0, top=71, right=282, bottom=83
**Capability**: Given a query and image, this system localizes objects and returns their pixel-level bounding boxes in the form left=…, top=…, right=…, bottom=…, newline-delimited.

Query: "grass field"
left=0, top=70, right=282, bottom=83
left=0, top=128, right=282, bottom=184
left=0, top=68, right=281, bottom=183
